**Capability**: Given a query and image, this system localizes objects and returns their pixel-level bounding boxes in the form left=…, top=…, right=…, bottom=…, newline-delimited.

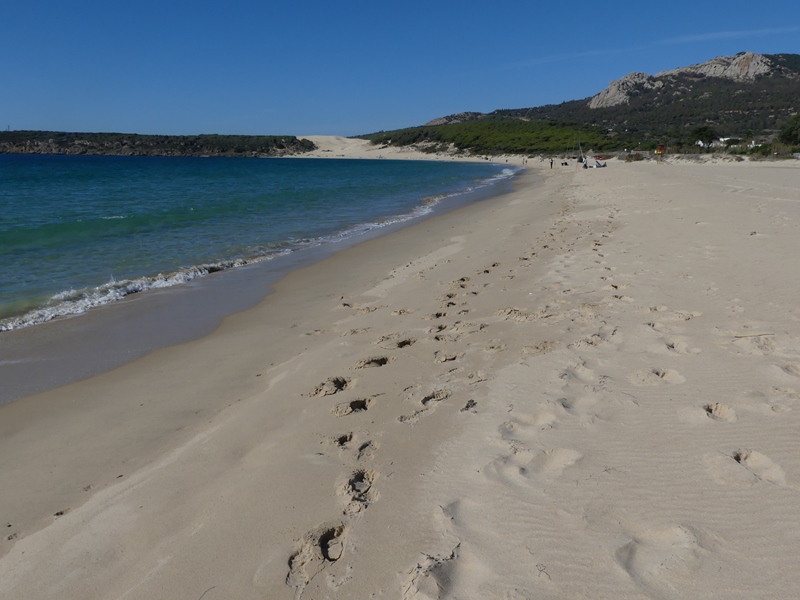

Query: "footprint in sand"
left=499, top=411, right=558, bottom=441
left=353, top=355, right=394, bottom=369
left=704, top=449, right=786, bottom=486
left=522, top=448, right=583, bottom=477
left=341, top=327, right=371, bottom=337
left=522, top=341, right=557, bottom=356
left=496, top=307, right=536, bottom=323
left=559, top=361, right=598, bottom=385
left=330, top=432, right=353, bottom=449
left=557, top=395, right=599, bottom=418
left=779, top=362, right=800, bottom=378
left=460, top=399, right=478, bottom=413
left=375, top=333, right=416, bottom=349
left=356, top=440, right=378, bottom=461
left=484, top=446, right=583, bottom=486
left=420, top=389, right=450, bottom=407
left=732, top=449, right=786, bottom=486
left=601, top=283, right=629, bottom=292
left=568, top=325, right=620, bottom=350
left=424, top=312, right=448, bottom=321
left=704, top=402, right=737, bottom=423
left=337, top=469, right=379, bottom=515
left=399, top=389, right=451, bottom=425
left=432, top=333, right=460, bottom=343
left=644, top=321, right=668, bottom=333
left=615, top=525, right=716, bottom=599
left=402, top=544, right=460, bottom=600
left=482, top=340, right=507, bottom=353
left=434, top=351, right=462, bottom=363
left=671, top=310, right=703, bottom=322
left=332, top=398, right=372, bottom=417
left=310, top=376, right=353, bottom=397
left=629, top=368, right=685, bottom=386
left=304, top=328, right=330, bottom=336
left=664, top=339, right=701, bottom=355
left=450, top=321, right=487, bottom=335
left=286, top=523, right=347, bottom=593
left=356, top=305, right=386, bottom=315
left=731, top=335, right=776, bottom=355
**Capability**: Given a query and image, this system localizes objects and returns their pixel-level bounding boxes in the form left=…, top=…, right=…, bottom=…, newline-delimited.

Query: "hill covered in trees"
left=362, top=120, right=633, bottom=156
left=0, top=131, right=316, bottom=158
left=366, top=52, right=800, bottom=156
left=455, top=52, right=800, bottom=139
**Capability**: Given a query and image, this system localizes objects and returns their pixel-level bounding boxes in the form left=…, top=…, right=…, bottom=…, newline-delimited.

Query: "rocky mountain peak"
left=656, top=51, right=773, bottom=81
left=587, top=52, right=783, bottom=109
left=587, top=72, right=661, bottom=109
left=424, top=112, right=484, bottom=126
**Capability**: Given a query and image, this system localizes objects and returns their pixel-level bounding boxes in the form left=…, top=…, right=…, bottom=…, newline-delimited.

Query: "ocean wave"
left=0, top=256, right=283, bottom=331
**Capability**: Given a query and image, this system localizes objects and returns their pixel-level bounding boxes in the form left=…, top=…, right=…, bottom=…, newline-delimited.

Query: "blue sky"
left=2, top=1, right=799, bottom=136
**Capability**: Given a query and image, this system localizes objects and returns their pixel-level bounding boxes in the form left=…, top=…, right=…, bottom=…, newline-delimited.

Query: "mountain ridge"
left=426, top=52, right=800, bottom=137
left=587, top=52, right=797, bottom=109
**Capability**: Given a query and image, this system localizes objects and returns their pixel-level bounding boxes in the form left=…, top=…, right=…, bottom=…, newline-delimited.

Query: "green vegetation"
left=361, top=120, right=632, bottom=156
left=765, top=53, right=800, bottom=75
left=423, top=54, right=800, bottom=153
left=778, top=114, right=800, bottom=146
left=470, top=71, right=799, bottom=139
left=691, top=126, right=719, bottom=146
left=0, top=131, right=316, bottom=157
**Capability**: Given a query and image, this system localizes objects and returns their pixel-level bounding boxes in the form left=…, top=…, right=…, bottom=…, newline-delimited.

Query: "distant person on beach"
left=550, top=158, right=553, bottom=169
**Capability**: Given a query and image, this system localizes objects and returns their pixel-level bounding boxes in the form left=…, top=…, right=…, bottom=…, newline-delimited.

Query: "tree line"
left=0, top=131, right=316, bottom=157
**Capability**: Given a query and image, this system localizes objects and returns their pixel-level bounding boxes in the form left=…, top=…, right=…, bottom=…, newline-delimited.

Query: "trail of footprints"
left=289, top=195, right=798, bottom=597
left=542, top=209, right=797, bottom=596
left=287, top=264, right=504, bottom=596
left=532, top=188, right=795, bottom=596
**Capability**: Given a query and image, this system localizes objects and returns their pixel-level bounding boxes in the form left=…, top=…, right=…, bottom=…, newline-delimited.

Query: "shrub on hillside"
left=779, top=115, right=800, bottom=146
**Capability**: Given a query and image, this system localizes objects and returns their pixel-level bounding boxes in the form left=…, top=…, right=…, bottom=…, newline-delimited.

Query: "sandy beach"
left=2, top=144, right=800, bottom=599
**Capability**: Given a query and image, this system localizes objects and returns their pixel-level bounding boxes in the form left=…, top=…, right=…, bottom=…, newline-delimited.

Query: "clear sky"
left=2, top=0, right=799, bottom=137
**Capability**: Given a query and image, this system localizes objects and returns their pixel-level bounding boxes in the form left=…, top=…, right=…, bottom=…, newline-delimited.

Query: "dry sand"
left=297, top=135, right=526, bottom=165
left=2, top=144, right=800, bottom=599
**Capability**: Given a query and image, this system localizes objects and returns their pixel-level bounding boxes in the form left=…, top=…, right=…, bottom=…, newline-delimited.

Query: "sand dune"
left=2, top=156, right=800, bottom=599
left=297, top=135, right=525, bottom=164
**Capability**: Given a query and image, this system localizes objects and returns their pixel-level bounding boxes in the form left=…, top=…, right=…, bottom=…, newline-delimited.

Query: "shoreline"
left=3, top=158, right=800, bottom=598
left=0, top=153, right=518, bottom=405
left=0, top=165, right=553, bottom=574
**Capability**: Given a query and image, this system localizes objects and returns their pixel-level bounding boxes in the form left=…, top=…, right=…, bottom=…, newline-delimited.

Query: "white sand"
left=2, top=144, right=800, bottom=599
left=297, top=135, right=527, bottom=165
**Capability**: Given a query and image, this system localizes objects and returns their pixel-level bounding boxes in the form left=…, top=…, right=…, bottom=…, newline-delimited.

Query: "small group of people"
left=548, top=156, right=606, bottom=169
left=549, top=158, right=569, bottom=168
left=584, top=157, right=607, bottom=168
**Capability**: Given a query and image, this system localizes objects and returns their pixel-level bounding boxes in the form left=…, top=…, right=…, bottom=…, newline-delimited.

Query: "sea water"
left=0, top=154, right=515, bottom=331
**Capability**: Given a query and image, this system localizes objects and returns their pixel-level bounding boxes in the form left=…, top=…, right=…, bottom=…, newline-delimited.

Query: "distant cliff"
left=0, top=131, right=317, bottom=157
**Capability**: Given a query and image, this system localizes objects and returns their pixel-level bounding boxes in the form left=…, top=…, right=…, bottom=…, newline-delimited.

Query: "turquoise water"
left=0, top=154, right=515, bottom=330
